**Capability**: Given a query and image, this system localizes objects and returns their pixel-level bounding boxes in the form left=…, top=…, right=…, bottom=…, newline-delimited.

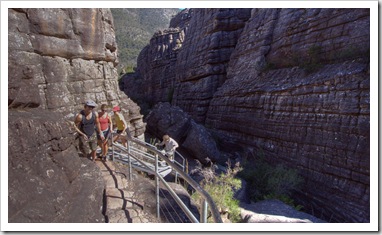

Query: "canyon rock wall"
left=122, top=8, right=252, bottom=123
left=121, top=9, right=189, bottom=110
left=122, top=8, right=370, bottom=222
left=207, top=8, right=370, bottom=223
left=8, top=8, right=144, bottom=222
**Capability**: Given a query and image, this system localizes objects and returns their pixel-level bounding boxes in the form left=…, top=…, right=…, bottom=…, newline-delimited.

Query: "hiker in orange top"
left=74, top=100, right=104, bottom=162
left=112, top=106, right=130, bottom=148
left=97, top=104, right=113, bottom=161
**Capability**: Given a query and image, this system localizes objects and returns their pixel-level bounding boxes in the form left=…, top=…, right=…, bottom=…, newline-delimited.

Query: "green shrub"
left=124, top=64, right=135, bottom=73
left=191, top=161, right=243, bottom=222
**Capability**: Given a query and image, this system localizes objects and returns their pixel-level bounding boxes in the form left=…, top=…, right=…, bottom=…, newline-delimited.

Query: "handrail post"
left=201, top=200, right=208, bottom=223
left=111, top=132, right=114, bottom=161
left=155, top=154, right=160, bottom=222
left=174, top=152, right=178, bottom=183
left=128, top=141, right=132, bottom=181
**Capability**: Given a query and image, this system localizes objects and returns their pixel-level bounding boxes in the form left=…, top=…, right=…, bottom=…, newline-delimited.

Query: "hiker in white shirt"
left=155, top=134, right=178, bottom=162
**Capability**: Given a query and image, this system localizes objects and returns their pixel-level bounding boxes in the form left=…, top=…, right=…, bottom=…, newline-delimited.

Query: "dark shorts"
left=79, top=131, right=98, bottom=152
left=116, top=130, right=124, bottom=134
left=97, top=128, right=110, bottom=140
left=118, top=129, right=132, bottom=138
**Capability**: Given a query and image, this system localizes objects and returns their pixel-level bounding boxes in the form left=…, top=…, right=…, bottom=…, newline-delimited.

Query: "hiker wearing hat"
left=74, top=100, right=105, bottom=162
left=112, top=106, right=130, bottom=148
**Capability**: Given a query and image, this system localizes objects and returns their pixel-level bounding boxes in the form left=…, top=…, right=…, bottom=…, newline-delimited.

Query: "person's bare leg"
left=122, top=139, right=127, bottom=148
left=98, top=139, right=103, bottom=158
left=91, top=150, right=97, bottom=162
left=97, top=139, right=102, bottom=150
left=104, top=142, right=109, bottom=161
left=113, top=134, right=120, bottom=144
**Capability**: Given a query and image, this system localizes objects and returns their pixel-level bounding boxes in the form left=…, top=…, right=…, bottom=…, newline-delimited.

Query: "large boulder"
left=240, top=199, right=326, bottom=223
left=145, top=102, right=223, bottom=164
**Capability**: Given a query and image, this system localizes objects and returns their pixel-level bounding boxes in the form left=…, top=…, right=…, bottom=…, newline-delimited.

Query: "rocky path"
left=95, top=160, right=158, bottom=223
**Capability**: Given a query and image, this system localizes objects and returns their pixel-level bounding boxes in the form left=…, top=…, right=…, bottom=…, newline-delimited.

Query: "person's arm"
left=74, top=113, right=88, bottom=140
left=171, top=139, right=179, bottom=151
left=155, top=140, right=164, bottom=147
left=95, top=112, right=105, bottom=140
left=120, top=114, right=127, bottom=132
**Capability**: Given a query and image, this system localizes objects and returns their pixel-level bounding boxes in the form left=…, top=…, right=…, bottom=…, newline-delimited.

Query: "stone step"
left=95, top=160, right=156, bottom=223
left=105, top=188, right=141, bottom=210
left=106, top=209, right=151, bottom=223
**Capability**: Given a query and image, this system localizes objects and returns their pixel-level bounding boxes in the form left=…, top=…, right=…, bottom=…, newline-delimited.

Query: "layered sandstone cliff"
left=8, top=8, right=144, bottom=222
left=8, top=8, right=145, bottom=135
left=122, top=8, right=370, bottom=222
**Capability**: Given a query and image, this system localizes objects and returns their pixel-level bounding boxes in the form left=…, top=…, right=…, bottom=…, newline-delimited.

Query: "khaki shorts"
left=79, top=131, right=98, bottom=153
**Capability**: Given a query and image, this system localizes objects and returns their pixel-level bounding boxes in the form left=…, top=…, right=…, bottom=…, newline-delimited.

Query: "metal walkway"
left=112, top=142, right=173, bottom=178
left=103, top=135, right=222, bottom=223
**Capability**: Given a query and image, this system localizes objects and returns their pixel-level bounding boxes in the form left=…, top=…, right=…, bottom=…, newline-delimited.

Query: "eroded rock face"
left=123, top=8, right=370, bottom=222
left=8, top=8, right=145, bottom=222
left=8, top=8, right=145, bottom=136
left=8, top=109, right=105, bottom=222
left=121, top=27, right=186, bottom=109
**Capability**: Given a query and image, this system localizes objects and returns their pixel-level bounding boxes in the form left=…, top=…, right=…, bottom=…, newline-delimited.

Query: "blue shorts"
left=97, top=128, right=110, bottom=140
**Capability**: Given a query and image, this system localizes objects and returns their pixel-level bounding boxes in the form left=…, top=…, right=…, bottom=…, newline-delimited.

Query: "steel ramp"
left=110, top=142, right=173, bottom=178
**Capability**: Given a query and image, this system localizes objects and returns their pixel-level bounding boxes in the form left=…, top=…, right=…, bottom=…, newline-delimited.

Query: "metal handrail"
left=139, top=140, right=186, bottom=182
left=136, top=140, right=186, bottom=171
left=111, top=136, right=223, bottom=223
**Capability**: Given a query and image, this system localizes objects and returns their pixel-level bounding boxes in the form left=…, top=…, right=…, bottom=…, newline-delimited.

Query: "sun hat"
left=85, top=100, right=97, bottom=107
left=112, top=106, right=120, bottom=112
